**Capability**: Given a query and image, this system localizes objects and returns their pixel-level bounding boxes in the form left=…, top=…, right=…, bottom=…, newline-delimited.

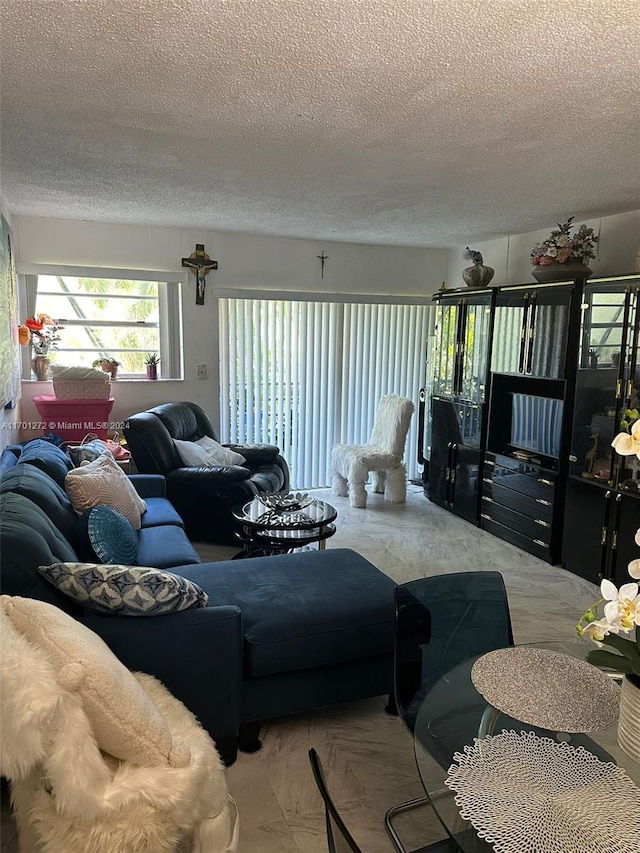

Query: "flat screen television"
left=510, top=393, right=563, bottom=459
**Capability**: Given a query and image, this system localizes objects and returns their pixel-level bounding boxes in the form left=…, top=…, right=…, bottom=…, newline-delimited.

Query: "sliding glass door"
left=219, top=297, right=431, bottom=489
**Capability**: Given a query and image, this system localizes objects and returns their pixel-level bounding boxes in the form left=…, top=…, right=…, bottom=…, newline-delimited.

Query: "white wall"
left=13, top=217, right=448, bottom=438
left=446, top=209, right=640, bottom=289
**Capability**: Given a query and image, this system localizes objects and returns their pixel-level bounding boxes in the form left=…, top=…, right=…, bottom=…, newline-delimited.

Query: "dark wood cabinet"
left=561, top=276, right=640, bottom=580
left=568, top=280, right=639, bottom=488
left=427, top=271, right=640, bottom=576
left=429, top=397, right=483, bottom=523
left=480, top=453, right=557, bottom=562
left=563, top=477, right=640, bottom=586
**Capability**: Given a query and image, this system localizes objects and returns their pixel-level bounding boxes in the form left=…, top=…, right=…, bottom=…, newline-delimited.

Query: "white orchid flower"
left=581, top=617, right=621, bottom=645
left=629, top=558, right=640, bottom=580
left=611, top=420, right=640, bottom=459
left=635, top=527, right=640, bottom=547
left=601, top=578, right=640, bottom=632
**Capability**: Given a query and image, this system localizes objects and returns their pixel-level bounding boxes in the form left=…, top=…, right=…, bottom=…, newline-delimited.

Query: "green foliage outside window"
left=36, top=276, right=161, bottom=375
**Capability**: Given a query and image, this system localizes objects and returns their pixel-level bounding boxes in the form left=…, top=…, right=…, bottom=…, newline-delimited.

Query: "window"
left=219, top=296, right=431, bottom=489
left=24, top=270, right=182, bottom=378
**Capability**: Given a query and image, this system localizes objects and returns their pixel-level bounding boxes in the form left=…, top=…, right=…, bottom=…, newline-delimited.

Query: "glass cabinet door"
left=459, top=295, right=492, bottom=403
left=569, top=281, right=639, bottom=486
left=431, top=300, right=460, bottom=397
left=491, top=284, right=573, bottom=378
left=527, top=285, right=572, bottom=379
left=491, top=290, right=527, bottom=374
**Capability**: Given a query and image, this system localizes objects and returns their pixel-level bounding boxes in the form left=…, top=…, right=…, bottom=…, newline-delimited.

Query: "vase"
left=462, top=262, right=495, bottom=289
left=531, top=261, right=593, bottom=283
left=146, top=364, right=158, bottom=380
left=97, top=361, right=118, bottom=380
left=617, top=675, right=640, bottom=764
left=32, top=355, right=50, bottom=381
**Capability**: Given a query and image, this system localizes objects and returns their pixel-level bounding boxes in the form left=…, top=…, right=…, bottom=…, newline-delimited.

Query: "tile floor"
left=1, top=485, right=599, bottom=852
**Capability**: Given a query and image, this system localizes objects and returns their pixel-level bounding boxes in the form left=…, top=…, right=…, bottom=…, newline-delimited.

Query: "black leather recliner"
left=124, top=401, right=290, bottom=544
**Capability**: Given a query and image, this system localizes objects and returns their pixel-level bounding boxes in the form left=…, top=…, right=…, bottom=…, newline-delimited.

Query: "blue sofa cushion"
left=179, top=549, right=397, bottom=677
left=140, top=497, right=185, bottom=528
left=0, top=446, right=21, bottom=475
left=0, top=492, right=81, bottom=613
left=75, top=505, right=139, bottom=564
left=39, top=562, right=209, bottom=615
left=136, top=525, right=200, bottom=569
left=18, top=439, right=73, bottom=488
left=0, top=463, right=78, bottom=543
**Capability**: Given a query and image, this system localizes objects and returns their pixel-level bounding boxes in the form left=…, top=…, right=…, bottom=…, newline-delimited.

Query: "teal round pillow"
left=75, top=504, right=138, bottom=564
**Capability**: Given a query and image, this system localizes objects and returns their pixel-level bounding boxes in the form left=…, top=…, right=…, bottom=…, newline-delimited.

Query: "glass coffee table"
left=232, top=496, right=337, bottom=557
left=413, top=642, right=640, bottom=852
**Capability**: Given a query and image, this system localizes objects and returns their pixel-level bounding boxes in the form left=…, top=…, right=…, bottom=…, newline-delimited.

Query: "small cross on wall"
left=317, top=251, right=329, bottom=279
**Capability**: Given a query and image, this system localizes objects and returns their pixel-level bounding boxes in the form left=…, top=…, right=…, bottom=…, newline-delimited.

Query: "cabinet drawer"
left=479, top=500, right=552, bottom=545
left=484, top=455, right=555, bottom=502
left=481, top=481, right=553, bottom=522
left=480, top=517, right=550, bottom=561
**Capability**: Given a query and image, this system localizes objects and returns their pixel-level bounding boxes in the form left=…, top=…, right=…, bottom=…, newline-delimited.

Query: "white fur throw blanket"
left=0, top=607, right=238, bottom=852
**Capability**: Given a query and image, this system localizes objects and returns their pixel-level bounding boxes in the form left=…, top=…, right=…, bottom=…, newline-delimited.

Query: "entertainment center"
left=426, top=272, right=640, bottom=587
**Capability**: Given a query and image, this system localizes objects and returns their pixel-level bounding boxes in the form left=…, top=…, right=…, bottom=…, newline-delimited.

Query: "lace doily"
left=445, top=730, right=640, bottom=853
left=471, top=647, right=620, bottom=731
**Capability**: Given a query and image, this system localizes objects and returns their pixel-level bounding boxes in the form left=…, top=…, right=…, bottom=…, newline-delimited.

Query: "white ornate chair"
left=0, top=596, right=239, bottom=853
left=331, top=394, right=415, bottom=508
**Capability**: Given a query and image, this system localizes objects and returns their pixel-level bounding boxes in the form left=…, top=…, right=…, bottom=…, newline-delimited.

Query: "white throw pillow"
left=174, top=436, right=246, bottom=468
left=65, top=453, right=147, bottom=530
left=0, top=595, right=188, bottom=768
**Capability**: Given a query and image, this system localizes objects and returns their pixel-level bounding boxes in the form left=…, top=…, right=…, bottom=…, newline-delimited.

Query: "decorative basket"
left=53, top=377, right=112, bottom=400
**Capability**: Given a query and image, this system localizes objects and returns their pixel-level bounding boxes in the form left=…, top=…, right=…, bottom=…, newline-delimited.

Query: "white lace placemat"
left=445, top=730, right=640, bottom=853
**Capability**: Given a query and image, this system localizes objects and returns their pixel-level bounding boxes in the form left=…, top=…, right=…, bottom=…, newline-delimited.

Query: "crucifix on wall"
left=316, top=250, right=329, bottom=279
left=182, top=244, right=218, bottom=305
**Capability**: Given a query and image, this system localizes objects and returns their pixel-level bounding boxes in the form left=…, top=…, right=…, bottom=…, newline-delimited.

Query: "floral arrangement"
left=530, top=216, right=599, bottom=267
left=576, top=528, right=640, bottom=678
left=18, top=314, right=63, bottom=356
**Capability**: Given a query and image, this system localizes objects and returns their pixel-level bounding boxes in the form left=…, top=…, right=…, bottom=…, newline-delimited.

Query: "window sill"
left=21, top=377, right=185, bottom=383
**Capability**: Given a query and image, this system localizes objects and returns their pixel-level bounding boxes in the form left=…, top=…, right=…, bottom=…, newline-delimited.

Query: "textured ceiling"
left=1, top=0, right=639, bottom=247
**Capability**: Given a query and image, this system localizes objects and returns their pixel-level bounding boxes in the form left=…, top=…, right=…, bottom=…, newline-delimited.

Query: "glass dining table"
left=413, top=642, right=640, bottom=852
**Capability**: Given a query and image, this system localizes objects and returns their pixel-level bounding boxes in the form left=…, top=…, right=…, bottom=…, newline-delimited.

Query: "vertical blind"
left=219, top=297, right=432, bottom=489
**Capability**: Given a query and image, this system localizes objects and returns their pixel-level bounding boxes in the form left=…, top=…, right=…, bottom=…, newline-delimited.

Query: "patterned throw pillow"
left=64, top=454, right=147, bottom=529
left=68, top=441, right=113, bottom=467
left=39, top=562, right=209, bottom=616
left=75, top=505, right=138, bottom=564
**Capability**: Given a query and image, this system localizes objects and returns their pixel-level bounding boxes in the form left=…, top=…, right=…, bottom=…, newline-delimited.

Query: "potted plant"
left=92, top=357, right=120, bottom=380
left=144, top=352, right=160, bottom=380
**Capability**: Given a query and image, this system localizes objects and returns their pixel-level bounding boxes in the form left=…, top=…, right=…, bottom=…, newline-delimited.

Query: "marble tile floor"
left=1, top=486, right=599, bottom=852
left=192, top=485, right=601, bottom=853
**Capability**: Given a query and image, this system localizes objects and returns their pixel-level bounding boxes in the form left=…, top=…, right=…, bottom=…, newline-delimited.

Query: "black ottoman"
left=181, top=548, right=397, bottom=749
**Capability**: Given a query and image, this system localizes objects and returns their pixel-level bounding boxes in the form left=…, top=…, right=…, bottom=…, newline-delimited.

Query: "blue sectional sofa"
left=0, top=440, right=397, bottom=764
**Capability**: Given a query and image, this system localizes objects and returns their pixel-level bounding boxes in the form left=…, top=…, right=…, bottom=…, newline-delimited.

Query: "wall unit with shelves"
left=427, top=271, right=640, bottom=574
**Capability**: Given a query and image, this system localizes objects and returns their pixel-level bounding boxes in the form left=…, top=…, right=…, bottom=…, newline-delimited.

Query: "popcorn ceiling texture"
left=1, top=0, right=639, bottom=246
